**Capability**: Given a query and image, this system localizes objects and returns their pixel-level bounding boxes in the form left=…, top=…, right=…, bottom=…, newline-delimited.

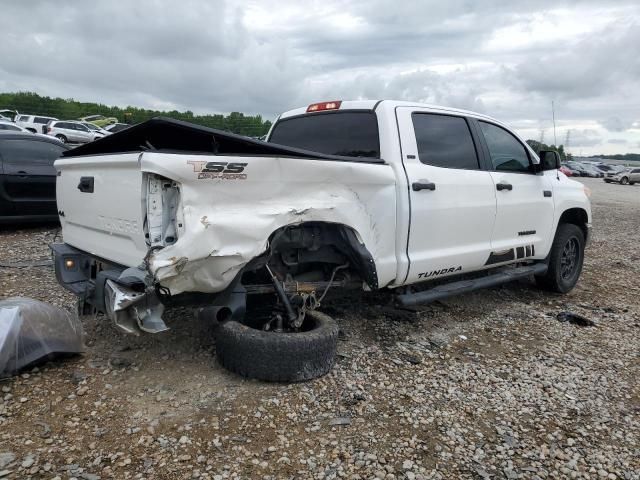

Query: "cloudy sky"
left=1, top=0, right=638, bottom=154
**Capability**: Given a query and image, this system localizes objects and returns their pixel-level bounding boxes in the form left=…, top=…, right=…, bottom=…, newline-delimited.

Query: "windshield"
left=269, top=111, right=380, bottom=158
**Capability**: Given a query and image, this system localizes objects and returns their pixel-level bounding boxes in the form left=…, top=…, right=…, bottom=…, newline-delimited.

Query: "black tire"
left=535, top=223, right=585, bottom=293
left=620, top=176, right=629, bottom=185
left=55, top=134, right=67, bottom=144
left=630, top=182, right=635, bottom=186
left=215, top=310, right=339, bottom=382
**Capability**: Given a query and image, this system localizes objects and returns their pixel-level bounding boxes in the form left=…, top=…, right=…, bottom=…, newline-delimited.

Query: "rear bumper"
left=50, top=242, right=246, bottom=333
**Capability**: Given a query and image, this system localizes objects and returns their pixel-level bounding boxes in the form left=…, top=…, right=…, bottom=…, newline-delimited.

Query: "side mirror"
left=538, top=150, right=561, bottom=171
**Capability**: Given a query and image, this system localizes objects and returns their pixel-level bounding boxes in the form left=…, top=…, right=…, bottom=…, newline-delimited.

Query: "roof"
left=278, top=100, right=504, bottom=125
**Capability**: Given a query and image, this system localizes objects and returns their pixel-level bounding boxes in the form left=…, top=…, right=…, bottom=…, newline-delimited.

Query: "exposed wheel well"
left=558, top=208, right=589, bottom=240
left=241, top=222, right=378, bottom=290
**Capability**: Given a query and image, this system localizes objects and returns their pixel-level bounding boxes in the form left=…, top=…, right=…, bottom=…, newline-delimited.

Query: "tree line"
left=0, top=92, right=272, bottom=137
left=525, top=140, right=569, bottom=161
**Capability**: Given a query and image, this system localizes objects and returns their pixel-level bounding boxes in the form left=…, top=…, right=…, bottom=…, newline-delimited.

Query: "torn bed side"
left=54, top=149, right=398, bottom=298
left=140, top=151, right=398, bottom=295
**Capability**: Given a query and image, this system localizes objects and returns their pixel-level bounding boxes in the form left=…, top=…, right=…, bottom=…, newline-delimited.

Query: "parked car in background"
left=45, top=120, right=105, bottom=144
left=0, top=120, right=30, bottom=132
left=15, top=114, right=58, bottom=133
left=585, top=165, right=605, bottom=178
left=79, top=121, right=112, bottom=136
left=103, top=122, right=131, bottom=133
left=559, top=166, right=573, bottom=176
left=565, top=161, right=588, bottom=176
left=0, top=132, right=68, bottom=222
left=78, top=115, right=118, bottom=128
left=575, top=163, right=603, bottom=178
left=604, top=167, right=640, bottom=185
left=0, top=110, right=17, bottom=121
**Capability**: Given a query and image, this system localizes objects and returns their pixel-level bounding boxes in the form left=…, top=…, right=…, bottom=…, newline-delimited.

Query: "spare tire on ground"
left=214, top=310, right=339, bottom=382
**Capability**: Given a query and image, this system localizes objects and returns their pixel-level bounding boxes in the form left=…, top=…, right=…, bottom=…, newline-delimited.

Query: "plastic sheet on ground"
left=0, top=297, right=84, bottom=378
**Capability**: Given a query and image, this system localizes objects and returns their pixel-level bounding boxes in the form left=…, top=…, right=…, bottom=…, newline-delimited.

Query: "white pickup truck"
left=51, top=100, right=592, bottom=381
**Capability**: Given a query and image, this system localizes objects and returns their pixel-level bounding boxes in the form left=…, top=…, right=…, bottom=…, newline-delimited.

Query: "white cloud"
left=0, top=0, right=639, bottom=154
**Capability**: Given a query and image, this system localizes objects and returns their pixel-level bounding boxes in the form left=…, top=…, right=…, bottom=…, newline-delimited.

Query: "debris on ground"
left=557, top=311, right=597, bottom=327
left=0, top=297, right=84, bottom=377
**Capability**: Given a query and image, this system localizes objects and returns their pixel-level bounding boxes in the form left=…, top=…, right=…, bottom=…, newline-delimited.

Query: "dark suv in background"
left=0, top=132, right=68, bottom=223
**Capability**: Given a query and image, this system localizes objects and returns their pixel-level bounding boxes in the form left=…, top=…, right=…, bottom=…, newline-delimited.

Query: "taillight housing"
left=307, top=101, right=342, bottom=113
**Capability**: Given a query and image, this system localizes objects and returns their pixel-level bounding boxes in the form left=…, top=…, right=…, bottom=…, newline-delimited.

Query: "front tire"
left=215, top=310, right=339, bottom=382
left=536, top=223, right=585, bottom=293
left=620, top=176, right=629, bottom=185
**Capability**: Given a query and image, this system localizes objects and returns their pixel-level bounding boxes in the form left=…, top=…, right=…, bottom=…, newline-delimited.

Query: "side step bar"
left=395, top=263, right=548, bottom=307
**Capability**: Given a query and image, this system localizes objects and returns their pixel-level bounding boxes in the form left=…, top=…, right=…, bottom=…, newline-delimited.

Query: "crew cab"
left=51, top=100, right=592, bottom=381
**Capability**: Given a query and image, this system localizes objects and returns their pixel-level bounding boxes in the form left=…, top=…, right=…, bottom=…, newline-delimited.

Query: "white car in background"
left=15, top=114, right=58, bottom=133
left=45, top=120, right=106, bottom=144
left=79, top=121, right=112, bottom=136
left=0, top=120, right=30, bottom=132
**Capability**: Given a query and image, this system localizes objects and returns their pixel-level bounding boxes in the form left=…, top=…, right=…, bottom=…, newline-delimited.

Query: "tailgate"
left=55, top=153, right=147, bottom=266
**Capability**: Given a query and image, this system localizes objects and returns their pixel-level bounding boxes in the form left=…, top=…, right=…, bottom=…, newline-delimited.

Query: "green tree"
left=0, top=91, right=272, bottom=137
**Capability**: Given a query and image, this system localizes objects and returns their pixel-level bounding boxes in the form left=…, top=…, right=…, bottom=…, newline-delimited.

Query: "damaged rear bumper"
left=50, top=243, right=167, bottom=334
left=50, top=242, right=245, bottom=335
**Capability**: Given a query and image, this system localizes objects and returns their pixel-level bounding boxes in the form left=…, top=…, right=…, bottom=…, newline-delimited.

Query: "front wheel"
left=214, top=310, right=339, bottom=382
left=620, top=177, right=629, bottom=185
left=536, top=223, right=585, bottom=293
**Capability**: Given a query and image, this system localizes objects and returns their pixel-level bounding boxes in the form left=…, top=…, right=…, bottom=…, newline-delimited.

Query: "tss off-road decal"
left=187, top=160, right=248, bottom=180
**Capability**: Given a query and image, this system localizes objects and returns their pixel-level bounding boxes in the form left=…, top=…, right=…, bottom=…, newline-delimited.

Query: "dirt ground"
left=0, top=178, right=638, bottom=480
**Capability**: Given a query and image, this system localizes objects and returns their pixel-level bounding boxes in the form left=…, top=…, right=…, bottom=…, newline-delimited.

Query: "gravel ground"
left=0, top=178, right=638, bottom=480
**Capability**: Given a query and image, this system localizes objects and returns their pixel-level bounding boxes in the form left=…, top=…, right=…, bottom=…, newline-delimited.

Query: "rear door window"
left=411, top=113, right=480, bottom=170
left=269, top=111, right=380, bottom=158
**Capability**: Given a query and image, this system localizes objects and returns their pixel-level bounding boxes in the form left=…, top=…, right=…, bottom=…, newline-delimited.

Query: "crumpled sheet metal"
left=142, top=152, right=399, bottom=295
left=0, top=297, right=84, bottom=378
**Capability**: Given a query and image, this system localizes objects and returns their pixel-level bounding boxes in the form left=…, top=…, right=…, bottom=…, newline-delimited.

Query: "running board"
left=395, top=263, right=548, bottom=307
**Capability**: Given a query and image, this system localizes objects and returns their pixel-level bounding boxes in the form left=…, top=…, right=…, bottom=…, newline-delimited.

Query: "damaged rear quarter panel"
left=140, top=152, right=398, bottom=294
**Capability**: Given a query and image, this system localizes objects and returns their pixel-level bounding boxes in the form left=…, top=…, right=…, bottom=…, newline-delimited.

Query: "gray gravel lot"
left=0, top=178, right=638, bottom=479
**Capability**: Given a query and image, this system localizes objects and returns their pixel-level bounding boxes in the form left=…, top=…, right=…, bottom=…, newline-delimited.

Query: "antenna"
left=565, top=129, right=571, bottom=158
left=539, top=129, right=545, bottom=146
left=552, top=100, right=557, bottom=146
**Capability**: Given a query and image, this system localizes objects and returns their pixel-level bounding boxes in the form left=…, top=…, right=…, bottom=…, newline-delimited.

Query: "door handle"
left=17, top=170, right=28, bottom=178
left=412, top=181, right=436, bottom=191
left=77, top=176, right=94, bottom=193
left=496, top=182, right=513, bottom=191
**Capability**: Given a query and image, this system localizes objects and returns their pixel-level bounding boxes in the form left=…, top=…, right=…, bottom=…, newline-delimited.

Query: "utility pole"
left=552, top=100, right=557, bottom=146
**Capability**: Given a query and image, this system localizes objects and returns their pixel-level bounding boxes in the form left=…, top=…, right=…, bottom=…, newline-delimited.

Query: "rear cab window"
left=268, top=111, right=380, bottom=158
